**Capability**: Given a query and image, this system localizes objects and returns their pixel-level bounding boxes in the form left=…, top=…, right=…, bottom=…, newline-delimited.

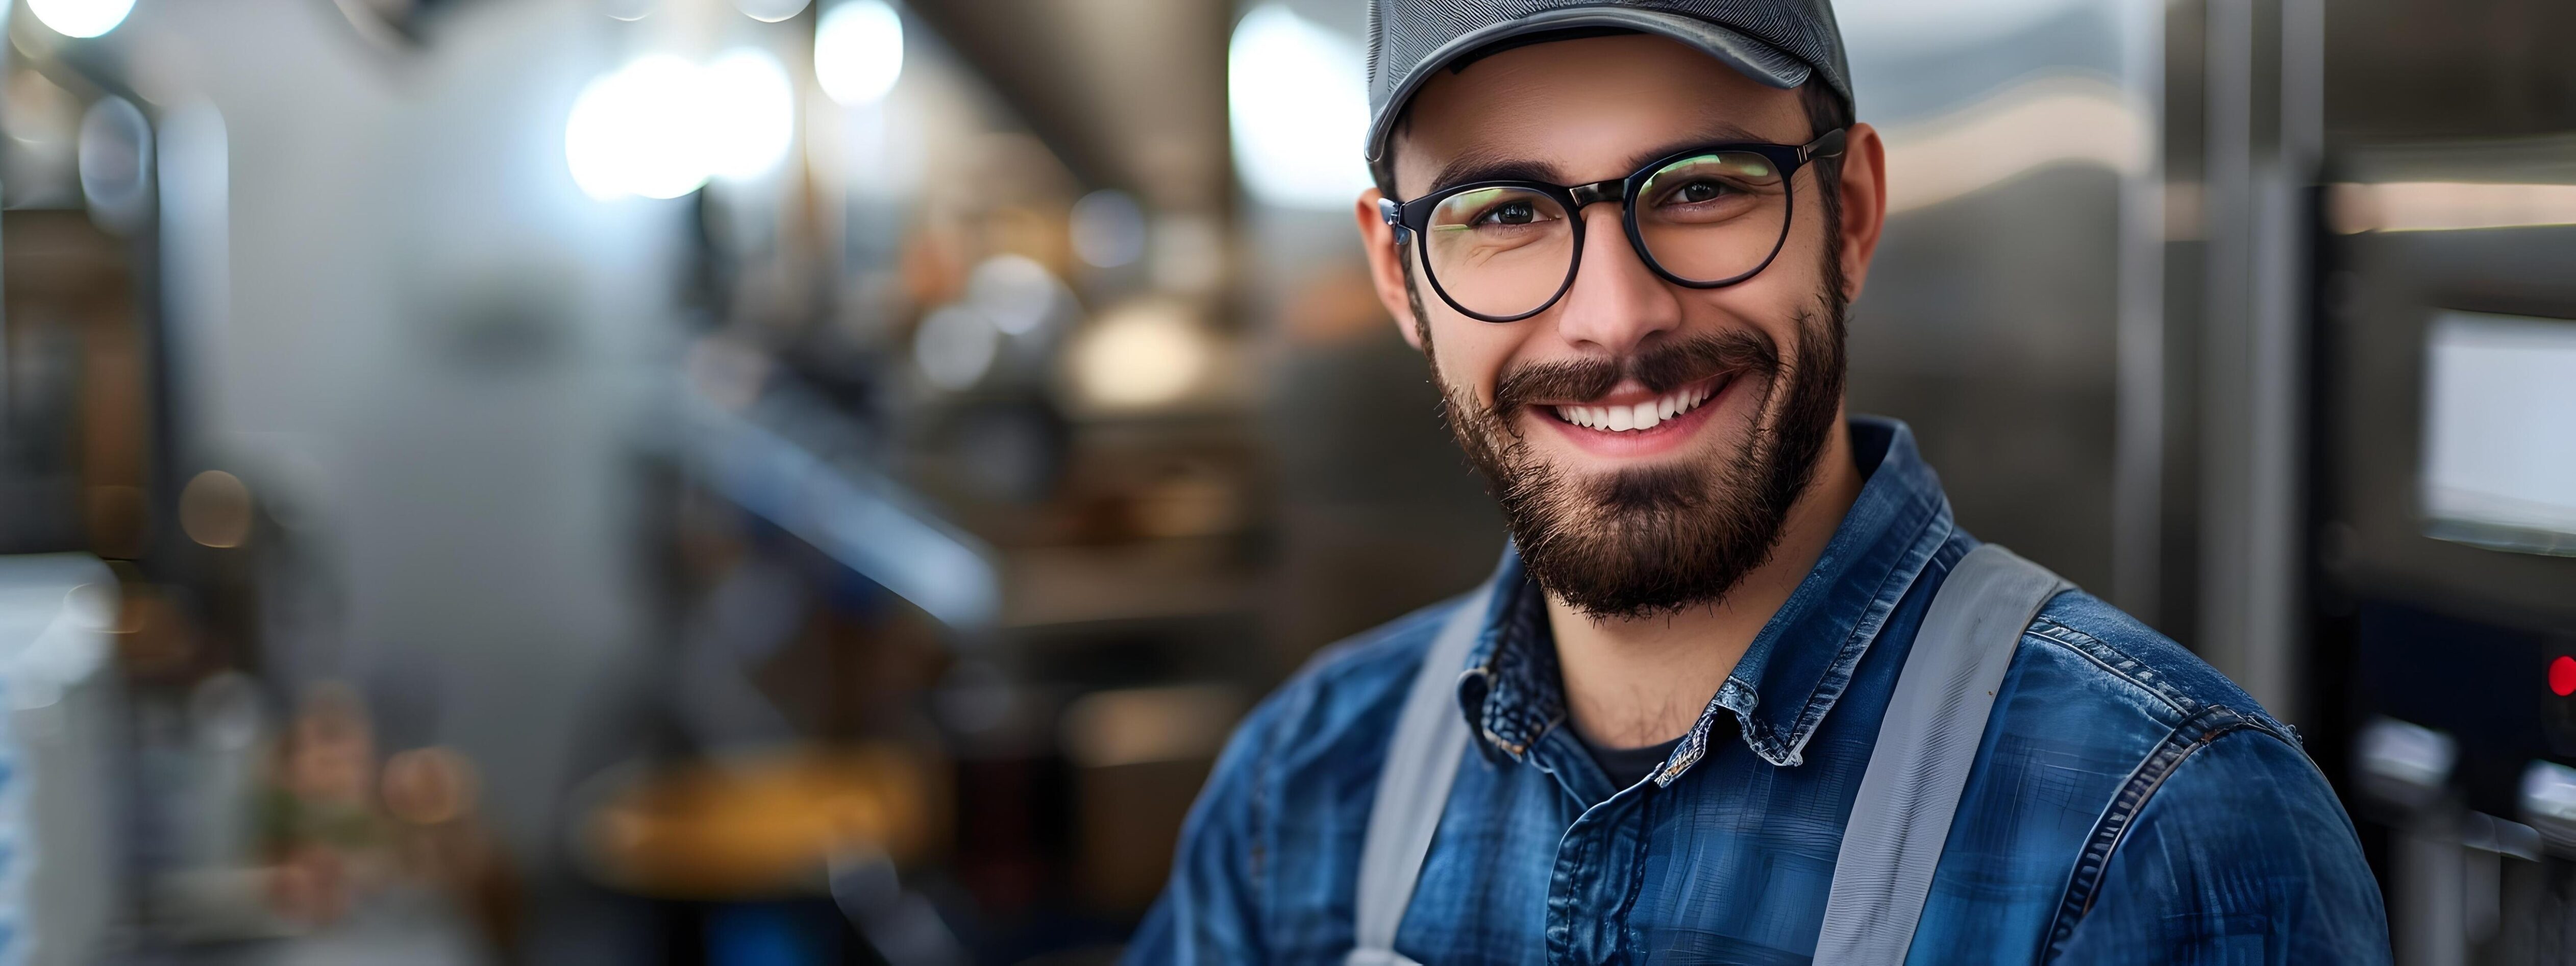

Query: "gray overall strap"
left=1815, top=543, right=2070, bottom=965
left=1345, top=585, right=1494, bottom=966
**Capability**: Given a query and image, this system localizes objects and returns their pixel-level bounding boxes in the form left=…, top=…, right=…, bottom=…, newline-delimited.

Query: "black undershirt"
left=1577, top=712, right=1741, bottom=788
left=1580, top=733, right=1687, bottom=788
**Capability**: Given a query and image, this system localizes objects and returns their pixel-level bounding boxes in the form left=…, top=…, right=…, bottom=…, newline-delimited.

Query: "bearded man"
left=1130, top=2, right=2388, bottom=962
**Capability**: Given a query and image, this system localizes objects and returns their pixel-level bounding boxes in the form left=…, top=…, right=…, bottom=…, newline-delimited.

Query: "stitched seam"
left=1789, top=513, right=1947, bottom=743
left=2026, top=621, right=2300, bottom=748
left=1610, top=791, right=1659, bottom=963
left=1788, top=489, right=1947, bottom=722
left=1546, top=814, right=1609, bottom=964
left=2026, top=620, right=2201, bottom=718
left=2040, top=705, right=2255, bottom=960
left=1768, top=500, right=1954, bottom=765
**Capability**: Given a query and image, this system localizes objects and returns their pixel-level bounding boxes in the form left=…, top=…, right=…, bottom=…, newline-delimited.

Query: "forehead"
left=1391, top=34, right=1810, bottom=195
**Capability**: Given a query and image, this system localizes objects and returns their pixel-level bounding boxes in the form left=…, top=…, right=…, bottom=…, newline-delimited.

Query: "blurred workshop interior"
left=0, top=0, right=2571, bottom=962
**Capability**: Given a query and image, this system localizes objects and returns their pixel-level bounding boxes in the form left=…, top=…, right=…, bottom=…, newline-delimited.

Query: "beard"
left=1421, top=280, right=1849, bottom=621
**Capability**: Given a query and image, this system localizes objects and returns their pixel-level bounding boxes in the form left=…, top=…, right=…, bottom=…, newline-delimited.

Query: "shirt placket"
left=1531, top=727, right=1657, bottom=965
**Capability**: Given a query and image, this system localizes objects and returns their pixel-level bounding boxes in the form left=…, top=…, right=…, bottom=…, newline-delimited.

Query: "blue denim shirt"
left=1129, top=418, right=2390, bottom=964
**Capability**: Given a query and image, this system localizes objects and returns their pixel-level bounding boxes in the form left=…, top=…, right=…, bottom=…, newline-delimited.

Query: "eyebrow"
left=1425, top=149, right=1564, bottom=195
left=1418, top=120, right=1781, bottom=196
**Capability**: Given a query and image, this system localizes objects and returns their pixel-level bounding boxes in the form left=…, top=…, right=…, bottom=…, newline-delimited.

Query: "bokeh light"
left=1070, top=301, right=1209, bottom=410
left=78, top=96, right=152, bottom=232
left=1226, top=5, right=1370, bottom=210
left=1071, top=189, right=1147, bottom=268
left=816, top=0, right=905, bottom=107
left=914, top=306, right=999, bottom=390
left=965, top=255, right=1065, bottom=336
left=733, top=0, right=812, bottom=23
left=704, top=48, right=798, bottom=181
left=180, top=470, right=254, bottom=549
left=29, top=0, right=135, bottom=38
left=566, top=55, right=717, bottom=200
left=568, top=50, right=799, bottom=200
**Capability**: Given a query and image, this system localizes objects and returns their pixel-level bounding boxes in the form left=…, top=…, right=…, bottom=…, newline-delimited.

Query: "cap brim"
left=1364, top=6, right=1813, bottom=164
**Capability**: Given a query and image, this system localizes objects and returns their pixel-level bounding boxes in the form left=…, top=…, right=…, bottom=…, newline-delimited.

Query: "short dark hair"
left=1794, top=81, right=1851, bottom=264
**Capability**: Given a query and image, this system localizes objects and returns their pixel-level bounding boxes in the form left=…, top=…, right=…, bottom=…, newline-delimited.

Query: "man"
left=1130, top=1, right=2389, bottom=962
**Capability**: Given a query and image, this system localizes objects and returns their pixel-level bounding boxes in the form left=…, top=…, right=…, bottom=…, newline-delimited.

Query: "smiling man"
left=1130, top=2, right=2388, bottom=963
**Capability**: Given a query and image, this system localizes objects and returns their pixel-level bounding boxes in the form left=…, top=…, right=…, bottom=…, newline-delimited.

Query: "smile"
left=1548, top=377, right=1725, bottom=433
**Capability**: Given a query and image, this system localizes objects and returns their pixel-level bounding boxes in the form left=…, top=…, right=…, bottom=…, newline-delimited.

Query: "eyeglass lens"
left=1421, top=150, right=1791, bottom=319
left=1425, top=186, right=1577, bottom=319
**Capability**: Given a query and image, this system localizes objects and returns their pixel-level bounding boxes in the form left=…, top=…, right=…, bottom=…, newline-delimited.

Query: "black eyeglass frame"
left=1378, top=128, right=1848, bottom=323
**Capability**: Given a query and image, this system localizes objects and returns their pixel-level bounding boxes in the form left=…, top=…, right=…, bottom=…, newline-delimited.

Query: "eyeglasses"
left=1379, top=129, right=1846, bottom=323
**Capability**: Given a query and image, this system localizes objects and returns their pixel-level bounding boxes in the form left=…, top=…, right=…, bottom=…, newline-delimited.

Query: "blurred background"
left=0, top=0, right=2569, bottom=962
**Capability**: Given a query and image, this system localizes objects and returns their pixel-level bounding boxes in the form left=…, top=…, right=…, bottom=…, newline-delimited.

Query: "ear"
left=1831, top=122, right=1889, bottom=302
left=1355, top=187, right=1425, bottom=351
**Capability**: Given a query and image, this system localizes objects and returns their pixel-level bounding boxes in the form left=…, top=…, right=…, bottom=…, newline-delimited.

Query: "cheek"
left=1425, top=314, right=1520, bottom=406
left=1685, top=234, right=1831, bottom=339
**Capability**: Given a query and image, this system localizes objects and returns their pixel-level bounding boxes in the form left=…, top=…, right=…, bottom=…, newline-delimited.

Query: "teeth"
left=1554, top=382, right=1716, bottom=433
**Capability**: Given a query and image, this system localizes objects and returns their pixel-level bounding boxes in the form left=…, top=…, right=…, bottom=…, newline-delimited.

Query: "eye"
left=1427, top=187, right=1564, bottom=236
left=1660, top=175, right=1754, bottom=206
left=1671, top=181, right=1733, bottom=205
left=1642, top=152, right=1779, bottom=213
left=1477, top=200, right=1542, bottom=226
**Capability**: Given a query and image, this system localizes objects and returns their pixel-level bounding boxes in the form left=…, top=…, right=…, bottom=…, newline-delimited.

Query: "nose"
left=1549, top=203, right=1682, bottom=357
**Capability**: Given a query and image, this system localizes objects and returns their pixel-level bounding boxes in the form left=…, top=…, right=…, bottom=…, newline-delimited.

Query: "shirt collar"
left=1453, top=416, right=1956, bottom=778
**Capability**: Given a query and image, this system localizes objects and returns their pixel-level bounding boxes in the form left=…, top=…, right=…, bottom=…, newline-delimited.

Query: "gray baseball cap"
left=1363, top=0, right=1852, bottom=164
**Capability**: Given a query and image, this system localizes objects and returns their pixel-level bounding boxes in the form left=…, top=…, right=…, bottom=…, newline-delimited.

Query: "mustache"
left=1490, top=331, right=1779, bottom=415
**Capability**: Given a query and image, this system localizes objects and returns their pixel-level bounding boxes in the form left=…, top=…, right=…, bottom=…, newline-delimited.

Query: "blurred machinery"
left=5, top=0, right=1282, bottom=959
left=2316, top=134, right=2576, bottom=965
